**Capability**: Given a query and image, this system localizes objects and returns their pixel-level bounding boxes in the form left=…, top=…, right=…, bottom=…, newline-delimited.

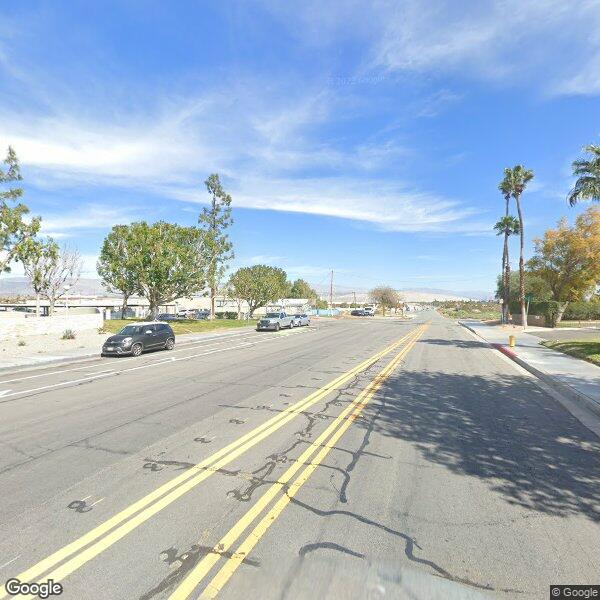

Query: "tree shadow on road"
left=361, top=368, right=600, bottom=521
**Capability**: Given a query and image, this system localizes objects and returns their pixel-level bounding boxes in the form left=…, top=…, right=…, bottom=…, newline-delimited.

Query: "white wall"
left=0, top=312, right=104, bottom=340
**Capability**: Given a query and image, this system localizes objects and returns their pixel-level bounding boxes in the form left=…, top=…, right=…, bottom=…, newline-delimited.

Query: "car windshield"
left=119, top=325, right=142, bottom=335
left=265, top=313, right=280, bottom=318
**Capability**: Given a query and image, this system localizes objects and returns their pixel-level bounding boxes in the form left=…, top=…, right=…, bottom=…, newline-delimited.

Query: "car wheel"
left=131, top=343, right=143, bottom=357
left=290, top=321, right=295, bottom=328
left=165, top=337, right=175, bottom=350
left=275, top=323, right=280, bottom=331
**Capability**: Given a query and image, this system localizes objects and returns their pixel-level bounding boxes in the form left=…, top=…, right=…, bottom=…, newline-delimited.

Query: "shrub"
left=217, top=311, right=238, bottom=320
left=563, top=301, right=600, bottom=321
left=61, top=329, right=76, bottom=340
left=17, top=339, right=26, bottom=347
left=509, top=300, right=561, bottom=326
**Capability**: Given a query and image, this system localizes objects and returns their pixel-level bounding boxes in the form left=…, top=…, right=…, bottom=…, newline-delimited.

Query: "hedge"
left=510, top=300, right=600, bottom=325
left=509, top=300, right=561, bottom=326
left=563, top=301, right=600, bottom=321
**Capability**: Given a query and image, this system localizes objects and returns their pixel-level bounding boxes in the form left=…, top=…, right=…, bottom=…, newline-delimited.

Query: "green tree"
left=500, top=165, right=534, bottom=327
left=369, top=286, right=402, bottom=316
left=199, top=174, right=234, bottom=319
left=1, top=146, right=40, bottom=273
left=97, top=225, right=140, bottom=318
left=528, top=206, right=600, bottom=324
left=494, top=215, right=520, bottom=323
left=289, top=278, right=317, bottom=299
left=568, top=144, right=600, bottom=206
left=495, top=271, right=552, bottom=304
left=227, top=265, right=288, bottom=316
left=19, top=237, right=60, bottom=315
left=105, top=221, right=209, bottom=319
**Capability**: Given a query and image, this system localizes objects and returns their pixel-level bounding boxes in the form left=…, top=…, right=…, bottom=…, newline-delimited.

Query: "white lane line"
left=0, top=390, right=12, bottom=398
left=82, top=495, right=92, bottom=501
left=0, top=556, right=19, bottom=570
left=0, top=342, right=255, bottom=400
left=89, top=498, right=104, bottom=507
left=0, top=327, right=312, bottom=401
left=0, top=331, right=261, bottom=385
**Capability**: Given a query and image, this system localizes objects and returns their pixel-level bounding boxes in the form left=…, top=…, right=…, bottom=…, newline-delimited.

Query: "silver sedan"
left=292, top=313, right=311, bottom=327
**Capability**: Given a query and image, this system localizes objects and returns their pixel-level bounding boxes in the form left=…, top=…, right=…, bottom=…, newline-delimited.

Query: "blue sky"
left=1, top=0, right=599, bottom=296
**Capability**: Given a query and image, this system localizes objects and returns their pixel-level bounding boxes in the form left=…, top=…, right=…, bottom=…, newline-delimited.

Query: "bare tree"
left=19, top=238, right=59, bottom=316
left=369, top=286, right=402, bottom=316
left=42, top=246, right=82, bottom=315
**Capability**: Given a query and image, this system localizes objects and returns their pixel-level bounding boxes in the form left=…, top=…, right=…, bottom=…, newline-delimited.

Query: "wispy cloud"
left=0, top=83, right=487, bottom=234
left=367, top=0, right=600, bottom=96
left=172, top=176, right=488, bottom=233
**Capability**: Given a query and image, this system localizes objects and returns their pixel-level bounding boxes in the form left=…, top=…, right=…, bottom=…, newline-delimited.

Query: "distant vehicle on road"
left=257, top=312, right=294, bottom=331
left=351, top=309, right=366, bottom=316
left=292, top=313, right=311, bottom=327
left=157, top=313, right=179, bottom=321
left=102, top=322, right=175, bottom=357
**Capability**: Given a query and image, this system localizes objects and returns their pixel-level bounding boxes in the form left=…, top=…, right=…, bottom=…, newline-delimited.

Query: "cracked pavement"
left=0, top=313, right=598, bottom=599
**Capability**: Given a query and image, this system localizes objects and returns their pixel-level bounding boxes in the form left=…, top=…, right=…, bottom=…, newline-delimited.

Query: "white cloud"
left=171, top=176, right=488, bottom=233
left=40, top=205, right=139, bottom=235
left=366, top=0, right=600, bottom=96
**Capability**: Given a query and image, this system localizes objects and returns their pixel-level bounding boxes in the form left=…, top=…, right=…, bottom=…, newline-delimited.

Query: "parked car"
left=363, top=306, right=376, bottom=316
left=157, top=313, right=179, bottom=321
left=194, top=309, right=210, bottom=320
left=292, top=313, right=311, bottom=327
left=102, top=322, right=175, bottom=357
left=351, top=309, right=365, bottom=316
left=177, top=308, right=197, bottom=319
left=256, top=312, right=294, bottom=331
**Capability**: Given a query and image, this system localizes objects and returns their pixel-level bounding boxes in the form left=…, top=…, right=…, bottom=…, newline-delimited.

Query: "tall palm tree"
left=500, top=166, right=534, bottom=329
left=568, top=144, right=600, bottom=206
left=498, top=180, right=513, bottom=323
left=494, top=216, right=520, bottom=323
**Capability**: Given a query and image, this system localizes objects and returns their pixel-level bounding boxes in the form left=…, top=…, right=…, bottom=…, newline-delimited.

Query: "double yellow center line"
left=2, top=324, right=425, bottom=598
left=169, top=323, right=428, bottom=599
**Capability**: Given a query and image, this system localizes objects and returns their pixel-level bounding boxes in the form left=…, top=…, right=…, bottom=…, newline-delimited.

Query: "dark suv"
left=102, top=322, right=175, bottom=357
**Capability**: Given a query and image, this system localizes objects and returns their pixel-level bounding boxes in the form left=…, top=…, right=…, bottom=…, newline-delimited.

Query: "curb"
left=460, top=321, right=600, bottom=418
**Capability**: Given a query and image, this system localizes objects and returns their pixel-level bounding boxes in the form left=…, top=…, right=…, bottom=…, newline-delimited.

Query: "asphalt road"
left=0, top=312, right=598, bottom=600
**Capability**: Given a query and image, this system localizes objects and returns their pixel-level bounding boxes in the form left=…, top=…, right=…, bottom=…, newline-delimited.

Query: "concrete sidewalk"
left=0, top=326, right=257, bottom=374
left=461, top=320, right=600, bottom=416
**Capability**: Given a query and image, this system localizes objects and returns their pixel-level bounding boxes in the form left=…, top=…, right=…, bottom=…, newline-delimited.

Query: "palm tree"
left=498, top=180, right=513, bottom=323
left=494, top=216, right=520, bottom=324
left=500, top=166, right=534, bottom=329
left=568, top=144, right=600, bottom=206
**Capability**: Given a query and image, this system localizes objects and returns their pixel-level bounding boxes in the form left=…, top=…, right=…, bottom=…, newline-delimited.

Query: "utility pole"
left=329, top=270, right=334, bottom=312
left=352, top=291, right=356, bottom=307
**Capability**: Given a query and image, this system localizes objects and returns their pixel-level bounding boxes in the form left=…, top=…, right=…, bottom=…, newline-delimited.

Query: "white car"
left=363, top=307, right=376, bottom=316
left=292, top=313, right=311, bottom=327
left=256, top=312, right=294, bottom=331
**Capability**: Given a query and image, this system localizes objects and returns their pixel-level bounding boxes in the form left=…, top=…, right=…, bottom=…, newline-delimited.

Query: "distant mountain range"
left=314, top=284, right=492, bottom=302
left=0, top=277, right=115, bottom=297
left=0, top=277, right=492, bottom=302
